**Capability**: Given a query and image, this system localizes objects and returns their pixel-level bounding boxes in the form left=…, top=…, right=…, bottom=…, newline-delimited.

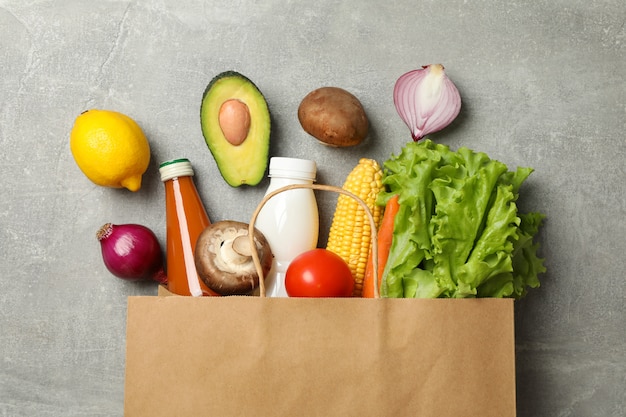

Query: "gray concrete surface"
left=1, top=1, right=624, bottom=416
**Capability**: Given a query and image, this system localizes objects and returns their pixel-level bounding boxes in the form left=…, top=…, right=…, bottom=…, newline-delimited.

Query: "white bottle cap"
left=268, top=157, right=317, bottom=181
left=159, top=158, right=195, bottom=182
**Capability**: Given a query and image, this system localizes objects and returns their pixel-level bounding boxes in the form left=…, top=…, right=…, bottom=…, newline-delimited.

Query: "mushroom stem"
left=232, top=235, right=254, bottom=257
left=220, top=236, right=253, bottom=265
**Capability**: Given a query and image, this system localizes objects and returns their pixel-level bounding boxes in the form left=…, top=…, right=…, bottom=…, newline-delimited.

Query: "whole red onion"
left=96, top=223, right=167, bottom=284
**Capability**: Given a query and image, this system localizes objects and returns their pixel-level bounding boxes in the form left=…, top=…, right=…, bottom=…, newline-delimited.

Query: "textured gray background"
left=1, top=0, right=625, bottom=416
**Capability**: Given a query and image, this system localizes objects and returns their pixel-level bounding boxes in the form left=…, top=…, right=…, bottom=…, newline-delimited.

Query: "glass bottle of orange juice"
left=159, top=158, right=215, bottom=296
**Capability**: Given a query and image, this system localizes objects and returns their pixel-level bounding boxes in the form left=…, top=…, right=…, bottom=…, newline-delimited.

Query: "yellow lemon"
left=70, top=109, right=150, bottom=192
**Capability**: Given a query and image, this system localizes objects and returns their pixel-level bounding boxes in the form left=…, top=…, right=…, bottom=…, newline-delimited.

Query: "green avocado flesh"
left=200, top=71, right=271, bottom=187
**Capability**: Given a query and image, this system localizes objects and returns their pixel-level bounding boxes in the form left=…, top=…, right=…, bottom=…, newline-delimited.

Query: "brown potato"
left=297, top=87, right=369, bottom=147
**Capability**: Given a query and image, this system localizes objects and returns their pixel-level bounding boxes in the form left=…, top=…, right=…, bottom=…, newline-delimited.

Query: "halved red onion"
left=393, top=64, right=461, bottom=141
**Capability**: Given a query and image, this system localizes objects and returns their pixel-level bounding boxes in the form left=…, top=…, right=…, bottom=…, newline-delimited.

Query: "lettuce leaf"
left=378, top=139, right=546, bottom=299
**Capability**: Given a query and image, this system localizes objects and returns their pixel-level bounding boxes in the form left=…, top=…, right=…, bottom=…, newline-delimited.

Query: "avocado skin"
left=200, top=71, right=271, bottom=187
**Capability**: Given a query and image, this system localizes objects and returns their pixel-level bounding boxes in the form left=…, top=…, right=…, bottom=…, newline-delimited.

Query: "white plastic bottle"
left=255, top=157, right=319, bottom=297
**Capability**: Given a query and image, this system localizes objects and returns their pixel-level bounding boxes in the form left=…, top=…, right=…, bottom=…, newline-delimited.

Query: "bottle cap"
left=268, top=157, right=317, bottom=181
left=159, top=158, right=194, bottom=182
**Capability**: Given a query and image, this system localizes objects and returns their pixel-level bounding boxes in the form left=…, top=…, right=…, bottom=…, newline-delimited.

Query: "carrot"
left=362, top=194, right=400, bottom=298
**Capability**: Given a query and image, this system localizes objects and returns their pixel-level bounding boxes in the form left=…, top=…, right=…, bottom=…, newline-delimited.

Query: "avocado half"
left=200, top=71, right=271, bottom=187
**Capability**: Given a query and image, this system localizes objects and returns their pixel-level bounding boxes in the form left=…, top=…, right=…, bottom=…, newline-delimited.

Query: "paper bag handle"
left=247, top=183, right=380, bottom=299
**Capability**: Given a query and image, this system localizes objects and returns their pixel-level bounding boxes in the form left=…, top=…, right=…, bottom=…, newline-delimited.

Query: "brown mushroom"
left=194, top=220, right=273, bottom=296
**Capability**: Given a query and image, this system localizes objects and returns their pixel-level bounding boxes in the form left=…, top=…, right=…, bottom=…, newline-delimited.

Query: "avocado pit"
left=218, top=99, right=251, bottom=146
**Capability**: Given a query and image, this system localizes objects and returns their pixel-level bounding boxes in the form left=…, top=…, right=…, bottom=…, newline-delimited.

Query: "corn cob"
left=326, top=158, right=384, bottom=296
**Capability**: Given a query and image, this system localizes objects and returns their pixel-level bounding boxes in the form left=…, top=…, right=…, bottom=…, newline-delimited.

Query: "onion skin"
left=393, top=64, right=461, bottom=141
left=96, top=223, right=167, bottom=284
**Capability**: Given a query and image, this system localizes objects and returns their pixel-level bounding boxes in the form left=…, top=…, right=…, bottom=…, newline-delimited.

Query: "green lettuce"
left=378, top=139, right=546, bottom=299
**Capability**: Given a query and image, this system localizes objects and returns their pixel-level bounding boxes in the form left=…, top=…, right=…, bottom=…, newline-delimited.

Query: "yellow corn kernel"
left=326, top=158, right=384, bottom=296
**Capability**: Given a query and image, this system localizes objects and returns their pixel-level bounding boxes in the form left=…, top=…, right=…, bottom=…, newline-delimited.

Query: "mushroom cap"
left=194, top=220, right=273, bottom=296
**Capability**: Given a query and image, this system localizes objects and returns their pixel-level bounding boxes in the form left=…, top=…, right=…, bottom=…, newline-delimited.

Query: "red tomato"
left=285, top=249, right=354, bottom=297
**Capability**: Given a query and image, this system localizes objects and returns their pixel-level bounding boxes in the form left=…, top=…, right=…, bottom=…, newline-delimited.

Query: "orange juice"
left=159, top=158, right=216, bottom=296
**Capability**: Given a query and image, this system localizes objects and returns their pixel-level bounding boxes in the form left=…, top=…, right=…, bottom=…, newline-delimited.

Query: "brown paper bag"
left=124, top=296, right=515, bottom=416
left=124, top=184, right=516, bottom=416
